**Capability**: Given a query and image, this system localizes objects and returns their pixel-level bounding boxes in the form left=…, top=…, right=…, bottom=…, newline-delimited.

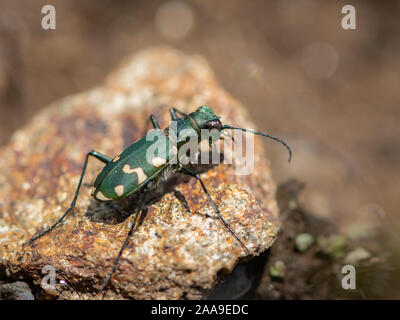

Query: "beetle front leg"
left=22, top=150, right=112, bottom=248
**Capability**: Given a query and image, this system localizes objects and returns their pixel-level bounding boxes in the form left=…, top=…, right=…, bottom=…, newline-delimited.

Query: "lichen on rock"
left=0, top=46, right=279, bottom=299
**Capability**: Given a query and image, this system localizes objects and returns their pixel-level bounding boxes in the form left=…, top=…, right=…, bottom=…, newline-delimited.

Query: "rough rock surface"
left=0, top=47, right=279, bottom=299
left=0, top=281, right=34, bottom=300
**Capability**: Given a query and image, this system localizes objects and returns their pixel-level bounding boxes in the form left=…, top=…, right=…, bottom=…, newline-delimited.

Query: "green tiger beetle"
left=22, top=106, right=292, bottom=290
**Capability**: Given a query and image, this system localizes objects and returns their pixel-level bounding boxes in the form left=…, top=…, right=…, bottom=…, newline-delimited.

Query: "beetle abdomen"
left=92, top=130, right=175, bottom=201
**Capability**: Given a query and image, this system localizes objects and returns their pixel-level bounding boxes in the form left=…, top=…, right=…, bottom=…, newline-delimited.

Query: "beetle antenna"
left=221, top=130, right=236, bottom=145
left=222, top=125, right=292, bottom=162
left=225, top=130, right=236, bottom=144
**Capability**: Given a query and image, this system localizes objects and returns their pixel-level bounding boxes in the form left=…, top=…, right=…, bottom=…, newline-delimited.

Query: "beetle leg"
left=90, top=150, right=112, bottom=164
left=101, top=194, right=146, bottom=291
left=178, top=166, right=249, bottom=254
left=22, top=150, right=112, bottom=248
left=149, top=114, right=161, bottom=129
left=169, top=107, right=187, bottom=120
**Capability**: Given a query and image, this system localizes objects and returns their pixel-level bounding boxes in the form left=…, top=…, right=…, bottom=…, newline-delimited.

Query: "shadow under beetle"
left=22, top=106, right=292, bottom=290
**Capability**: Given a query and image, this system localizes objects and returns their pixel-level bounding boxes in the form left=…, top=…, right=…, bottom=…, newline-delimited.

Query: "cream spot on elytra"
left=96, top=191, right=112, bottom=201
left=122, top=164, right=147, bottom=184
left=151, top=157, right=167, bottom=167
left=114, top=185, right=124, bottom=197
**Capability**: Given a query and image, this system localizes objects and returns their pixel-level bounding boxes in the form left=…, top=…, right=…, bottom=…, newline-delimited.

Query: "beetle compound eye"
left=206, top=119, right=222, bottom=131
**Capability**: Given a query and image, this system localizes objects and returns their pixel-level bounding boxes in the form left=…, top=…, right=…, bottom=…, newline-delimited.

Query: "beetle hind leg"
left=178, top=166, right=249, bottom=254
left=22, top=150, right=112, bottom=248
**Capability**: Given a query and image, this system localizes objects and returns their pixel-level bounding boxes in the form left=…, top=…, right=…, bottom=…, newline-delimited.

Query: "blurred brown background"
left=0, top=0, right=399, bottom=293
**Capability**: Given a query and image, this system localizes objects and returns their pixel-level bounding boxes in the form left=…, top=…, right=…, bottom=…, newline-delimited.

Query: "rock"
left=0, top=46, right=279, bottom=299
left=295, top=233, right=314, bottom=252
left=269, top=261, right=285, bottom=279
left=0, top=281, right=34, bottom=300
left=317, top=235, right=347, bottom=259
left=207, top=264, right=252, bottom=299
left=345, top=247, right=372, bottom=265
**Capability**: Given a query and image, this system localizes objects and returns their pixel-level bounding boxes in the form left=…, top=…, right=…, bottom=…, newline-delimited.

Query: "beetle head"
left=190, top=106, right=222, bottom=131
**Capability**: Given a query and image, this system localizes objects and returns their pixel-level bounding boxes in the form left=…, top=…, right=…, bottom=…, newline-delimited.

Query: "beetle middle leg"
left=149, top=114, right=161, bottom=129
left=178, top=166, right=249, bottom=254
left=22, top=150, right=112, bottom=248
left=169, top=107, right=187, bottom=120
left=100, top=193, right=146, bottom=291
